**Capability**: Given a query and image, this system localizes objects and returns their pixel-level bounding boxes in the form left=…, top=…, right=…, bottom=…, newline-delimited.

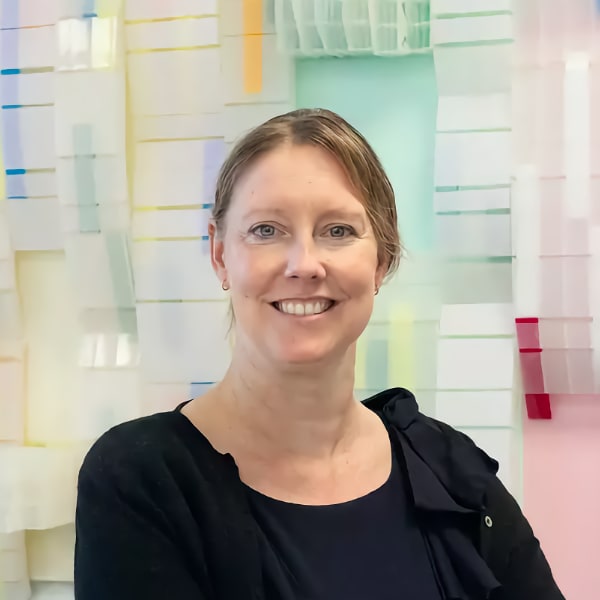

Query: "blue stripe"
left=8, top=195, right=27, bottom=199
left=2, top=104, right=21, bottom=109
left=1, top=69, right=20, bottom=75
left=5, top=168, right=25, bottom=175
left=83, top=12, right=97, bottom=18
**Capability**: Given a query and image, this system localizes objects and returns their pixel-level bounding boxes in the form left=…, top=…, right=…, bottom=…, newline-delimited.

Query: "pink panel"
left=524, top=395, right=600, bottom=600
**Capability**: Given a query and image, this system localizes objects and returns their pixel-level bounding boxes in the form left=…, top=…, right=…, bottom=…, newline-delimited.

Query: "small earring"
left=222, top=280, right=230, bottom=291
left=374, top=286, right=379, bottom=296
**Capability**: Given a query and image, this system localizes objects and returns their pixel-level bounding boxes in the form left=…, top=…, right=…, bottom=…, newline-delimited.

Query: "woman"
left=74, top=109, right=564, bottom=599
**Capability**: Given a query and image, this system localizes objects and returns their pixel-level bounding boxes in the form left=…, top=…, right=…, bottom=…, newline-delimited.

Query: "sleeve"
left=74, top=435, right=209, bottom=600
left=486, top=477, right=566, bottom=600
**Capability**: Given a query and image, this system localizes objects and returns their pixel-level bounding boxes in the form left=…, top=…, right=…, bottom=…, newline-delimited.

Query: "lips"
left=272, top=299, right=335, bottom=316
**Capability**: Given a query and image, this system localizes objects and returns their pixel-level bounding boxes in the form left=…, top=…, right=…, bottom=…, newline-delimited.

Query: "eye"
left=250, top=224, right=277, bottom=238
left=328, top=225, right=354, bottom=238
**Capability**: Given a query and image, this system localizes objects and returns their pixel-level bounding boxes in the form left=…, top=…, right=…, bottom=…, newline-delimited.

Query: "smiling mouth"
left=271, top=300, right=335, bottom=316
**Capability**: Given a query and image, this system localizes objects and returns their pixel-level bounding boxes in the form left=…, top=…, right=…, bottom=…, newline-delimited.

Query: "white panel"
left=435, top=132, right=511, bottom=186
left=27, top=525, right=75, bottom=582
left=5, top=198, right=63, bottom=251
left=434, top=44, right=512, bottom=95
left=222, top=35, right=294, bottom=104
left=436, top=93, right=510, bottom=131
left=136, top=301, right=231, bottom=383
left=224, top=103, right=293, bottom=143
left=0, top=26, right=56, bottom=70
left=0, top=0, right=58, bottom=27
left=436, top=213, right=512, bottom=257
left=132, top=240, right=223, bottom=300
left=436, top=338, right=514, bottom=389
left=1, top=72, right=54, bottom=106
left=55, top=71, right=125, bottom=157
left=6, top=172, right=57, bottom=199
left=434, top=188, right=509, bottom=212
left=127, top=49, right=222, bottom=116
left=126, top=17, right=218, bottom=50
left=64, top=233, right=134, bottom=309
left=0, top=361, right=25, bottom=442
left=0, top=447, right=78, bottom=532
left=56, top=156, right=128, bottom=206
left=440, top=303, right=514, bottom=336
left=431, top=0, right=512, bottom=14
left=0, top=292, right=22, bottom=339
left=74, top=369, right=141, bottom=440
left=0, top=258, right=15, bottom=290
left=133, top=140, right=206, bottom=207
left=435, top=390, right=513, bottom=427
left=132, top=208, right=211, bottom=238
left=460, top=427, right=516, bottom=493
left=3, top=107, right=56, bottom=171
left=30, top=582, right=74, bottom=599
left=133, top=113, right=224, bottom=141
left=141, top=382, right=191, bottom=415
left=432, top=15, right=512, bottom=44
left=125, top=0, right=218, bottom=20
left=0, top=532, right=27, bottom=583
left=564, top=53, right=591, bottom=220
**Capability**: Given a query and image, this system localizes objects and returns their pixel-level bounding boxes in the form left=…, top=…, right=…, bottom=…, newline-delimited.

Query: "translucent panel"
left=291, top=0, right=325, bottom=55
left=314, top=0, right=348, bottom=54
left=0, top=72, right=54, bottom=106
left=56, top=18, right=118, bottom=71
left=132, top=208, right=211, bottom=239
left=136, top=301, right=231, bottom=383
left=0, top=26, right=55, bottom=70
left=436, top=213, right=511, bottom=258
left=434, top=44, right=512, bottom=95
left=440, top=303, right=514, bottom=336
left=342, top=0, right=371, bottom=51
left=4, top=171, right=57, bottom=200
left=0, top=361, right=25, bottom=442
left=5, top=198, right=63, bottom=251
left=126, top=17, right=218, bottom=51
left=27, top=525, right=75, bottom=582
left=441, top=260, right=513, bottom=304
left=222, top=35, right=293, bottom=104
left=435, top=132, right=511, bottom=187
left=437, top=93, right=510, bottom=131
left=0, top=292, right=23, bottom=339
left=436, top=338, right=514, bottom=389
left=431, top=0, right=511, bottom=14
left=55, top=71, right=125, bottom=157
left=2, top=107, right=56, bottom=171
left=0, top=0, right=57, bottom=28
left=125, top=0, right=217, bottom=19
left=221, top=0, right=276, bottom=36
left=431, top=15, right=512, bottom=45
left=132, top=240, right=224, bottom=301
left=223, top=103, right=293, bottom=143
left=127, top=49, right=222, bottom=116
left=436, top=390, right=514, bottom=427
left=133, top=113, right=225, bottom=142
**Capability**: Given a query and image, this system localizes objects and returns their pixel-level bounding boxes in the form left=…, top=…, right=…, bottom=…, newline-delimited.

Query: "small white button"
left=484, top=515, right=493, bottom=528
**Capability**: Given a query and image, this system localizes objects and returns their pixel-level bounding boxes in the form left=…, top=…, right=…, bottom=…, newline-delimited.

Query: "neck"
left=216, top=343, right=363, bottom=460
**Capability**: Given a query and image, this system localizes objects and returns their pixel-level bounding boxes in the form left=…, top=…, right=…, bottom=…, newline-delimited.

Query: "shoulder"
left=77, top=411, right=206, bottom=492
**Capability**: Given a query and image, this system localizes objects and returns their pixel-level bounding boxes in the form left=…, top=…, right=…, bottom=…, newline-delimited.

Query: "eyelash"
left=249, top=224, right=356, bottom=239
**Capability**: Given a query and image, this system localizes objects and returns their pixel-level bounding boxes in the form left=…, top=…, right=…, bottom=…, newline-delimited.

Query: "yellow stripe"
left=125, top=14, right=218, bottom=25
left=243, top=0, right=263, bottom=94
left=127, top=44, right=219, bottom=54
left=387, top=304, right=415, bottom=389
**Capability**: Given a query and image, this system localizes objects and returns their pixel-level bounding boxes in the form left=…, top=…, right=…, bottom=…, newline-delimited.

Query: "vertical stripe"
left=73, top=124, right=100, bottom=233
left=366, top=338, right=387, bottom=390
left=243, top=0, right=262, bottom=94
left=202, top=138, right=225, bottom=203
left=563, top=53, right=590, bottom=219
left=388, top=304, right=415, bottom=390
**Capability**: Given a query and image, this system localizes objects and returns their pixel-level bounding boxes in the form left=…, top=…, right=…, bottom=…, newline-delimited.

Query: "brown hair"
left=212, top=108, right=402, bottom=279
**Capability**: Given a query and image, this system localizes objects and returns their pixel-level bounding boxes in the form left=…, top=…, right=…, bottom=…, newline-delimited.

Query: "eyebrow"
left=241, top=206, right=367, bottom=222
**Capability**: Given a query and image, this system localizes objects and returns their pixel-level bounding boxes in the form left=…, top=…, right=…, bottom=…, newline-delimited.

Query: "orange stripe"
left=243, top=0, right=262, bottom=94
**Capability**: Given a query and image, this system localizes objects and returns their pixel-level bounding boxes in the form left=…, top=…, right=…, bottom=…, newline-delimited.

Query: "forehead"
left=231, top=144, right=361, bottom=213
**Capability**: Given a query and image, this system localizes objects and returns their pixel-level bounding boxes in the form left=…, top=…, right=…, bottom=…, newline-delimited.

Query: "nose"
left=284, top=238, right=327, bottom=280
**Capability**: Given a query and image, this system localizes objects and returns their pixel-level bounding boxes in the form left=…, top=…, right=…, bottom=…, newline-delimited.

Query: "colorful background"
left=1, top=0, right=599, bottom=598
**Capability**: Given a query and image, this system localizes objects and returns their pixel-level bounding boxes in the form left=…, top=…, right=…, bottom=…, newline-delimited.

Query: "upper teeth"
left=277, top=300, right=333, bottom=316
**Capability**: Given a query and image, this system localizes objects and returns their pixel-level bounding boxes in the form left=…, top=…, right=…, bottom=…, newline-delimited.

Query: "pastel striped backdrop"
left=0, top=0, right=599, bottom=598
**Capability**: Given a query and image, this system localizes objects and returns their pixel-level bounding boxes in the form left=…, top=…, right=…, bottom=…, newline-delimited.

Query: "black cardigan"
left=74, top=388, right=565, bottom=600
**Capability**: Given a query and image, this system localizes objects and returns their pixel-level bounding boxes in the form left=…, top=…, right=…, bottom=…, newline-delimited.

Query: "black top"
left=246, top=451, right=442, bottom=599
left=74, top=387, right=565, bottom=600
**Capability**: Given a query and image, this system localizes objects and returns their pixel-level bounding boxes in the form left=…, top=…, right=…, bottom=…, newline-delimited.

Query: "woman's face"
left=210, top=143, right=386, bottom=367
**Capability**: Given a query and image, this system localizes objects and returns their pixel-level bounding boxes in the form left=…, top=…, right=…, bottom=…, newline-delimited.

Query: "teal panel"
left=295, top=55, right=438, bottom=253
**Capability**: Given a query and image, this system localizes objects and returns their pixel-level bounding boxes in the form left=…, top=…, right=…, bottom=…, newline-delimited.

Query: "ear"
left=209, top=221, right=228, bottom=285
left=374, top=259, right=387, bottom=292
